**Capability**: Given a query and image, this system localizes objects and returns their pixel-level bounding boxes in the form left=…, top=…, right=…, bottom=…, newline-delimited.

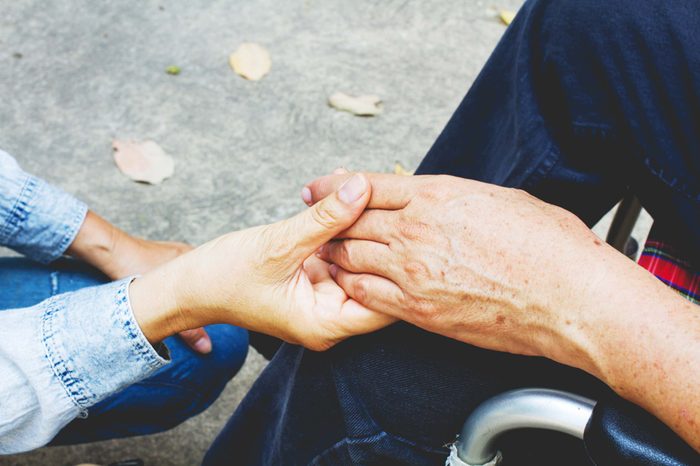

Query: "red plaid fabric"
left=639, top=239, right=700, bottom=305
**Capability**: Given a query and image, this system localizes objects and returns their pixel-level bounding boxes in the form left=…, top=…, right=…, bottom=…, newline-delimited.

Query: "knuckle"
left=403, top=259, right=428, bottom=278
left=352, top=276, right=371, bottom=303
left=338, top=241, right=354, bottom=265
left=422, top=175, right=453, bottom=198
left=311, top=203, right=342, bottom=230
left=433, top=174, right=454, bottom=186
left=397, top=219, right=430, bottom=241
left=419, top=187, right=439, bottom=203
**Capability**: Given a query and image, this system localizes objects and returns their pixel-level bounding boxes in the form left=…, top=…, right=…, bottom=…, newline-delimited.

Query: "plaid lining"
left=639, top=240, right=700, bottom=304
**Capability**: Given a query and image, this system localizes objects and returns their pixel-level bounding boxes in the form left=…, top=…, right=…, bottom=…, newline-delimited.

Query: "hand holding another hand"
left=305, top=173, right=635, bottom=375
left=130, top=174, right=395, bottom=352
left=306, top=172, right=700, bottom=453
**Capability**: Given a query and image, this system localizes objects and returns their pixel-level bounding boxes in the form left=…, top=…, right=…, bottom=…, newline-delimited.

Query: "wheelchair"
left=447, top=195, right=700, bottom=466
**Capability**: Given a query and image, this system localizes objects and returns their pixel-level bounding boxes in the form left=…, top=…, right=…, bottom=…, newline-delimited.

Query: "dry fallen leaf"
left=499, top=9, right=516, bottom=25
left=394, top=162, right=413, bottom=176
left=328, top=92, right=382, bottom=116
left=229, top=43, right=271, bottom=81
left=112, top=140, right=174, bottom=185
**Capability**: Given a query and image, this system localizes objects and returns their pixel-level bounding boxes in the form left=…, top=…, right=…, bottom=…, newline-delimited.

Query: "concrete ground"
left=0, top=0, right=650, bottom=465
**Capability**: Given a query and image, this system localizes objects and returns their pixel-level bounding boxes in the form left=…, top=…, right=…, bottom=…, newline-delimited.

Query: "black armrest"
left=584, top=396, right=699, bottom=466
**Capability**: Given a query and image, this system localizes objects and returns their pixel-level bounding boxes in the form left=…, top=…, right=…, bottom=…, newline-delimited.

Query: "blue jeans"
left=0, top=257, right=249, bottom=445
left=204, top=0, right=700, bottom=465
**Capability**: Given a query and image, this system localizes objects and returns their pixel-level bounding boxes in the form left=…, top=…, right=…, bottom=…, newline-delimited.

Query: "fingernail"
left=338, top=174, right=367, bottom=204
left=329, top=263, right=339, bottom=279
left=193, top=337, right=212, bottom=354
left=301, top=187, right=313, bottom=205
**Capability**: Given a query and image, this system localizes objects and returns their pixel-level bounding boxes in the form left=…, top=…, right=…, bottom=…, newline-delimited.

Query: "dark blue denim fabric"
left=204, top=0, right=699, bottom=465
left=0, top=257, right=249, bottom=444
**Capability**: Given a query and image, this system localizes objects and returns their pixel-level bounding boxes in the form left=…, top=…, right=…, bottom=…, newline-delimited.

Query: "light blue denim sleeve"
left=0, top=278, right=169, bottom=454
left=0, top=150, right=88, bottom=263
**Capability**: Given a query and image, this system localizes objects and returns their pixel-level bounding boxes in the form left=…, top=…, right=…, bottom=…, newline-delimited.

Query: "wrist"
left=543, top=239, right=676, bottom=385
left=128, top=258, right=190, bottom=343
left=535, top=240, right=627, bottom=380
left=67, top=211, right=124, bottom=273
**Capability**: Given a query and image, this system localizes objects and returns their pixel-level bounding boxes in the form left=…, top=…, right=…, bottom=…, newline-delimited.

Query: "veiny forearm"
left=555, top=249, right=700, bottom=452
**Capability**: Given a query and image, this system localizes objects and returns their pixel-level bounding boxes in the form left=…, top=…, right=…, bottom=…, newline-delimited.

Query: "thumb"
left=285, top=173, right=370, bottom=260
left=179, top=327, right=212, bottom=354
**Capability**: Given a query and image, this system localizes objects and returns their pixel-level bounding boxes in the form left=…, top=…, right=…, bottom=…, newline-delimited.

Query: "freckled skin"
left=310, top=172, right=700, bottom=453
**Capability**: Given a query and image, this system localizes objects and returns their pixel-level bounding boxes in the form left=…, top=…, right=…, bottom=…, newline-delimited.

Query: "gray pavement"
left=0, top=0, right=650, bottom=465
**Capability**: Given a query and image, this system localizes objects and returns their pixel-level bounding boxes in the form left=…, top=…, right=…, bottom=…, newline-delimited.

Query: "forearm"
left=609, top=300, right=700, bottom=452
left=304, top=173, right=700, bottom=450
left=66, top=210, right=131, bottom=278
left=0, top=280, right=168, bottom=454
left=128, top=255, right=189, bottom=344
left=127, top=232, right=274, bottom=344
left=0, top=150, right=87, bottom=263
left=551, top=247, right=700, bottom=451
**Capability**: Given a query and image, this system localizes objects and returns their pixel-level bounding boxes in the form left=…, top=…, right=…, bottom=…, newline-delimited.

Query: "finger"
left=303, top=255, right=333, bottom=283
left=319, top=239, right=398, bottom=280
left=301, top=167, right=350, bottom=206
left=179, top=327, right=212, bottom=354
left=305, top=173, right=415, bottom=210
left=330, top=265, right=405, bottom=315
left=337, top=209, right=399, bottom=242
left=336, top=298, right=398, bottom=337
left=281, top=173, right=371, bottom=260
left=302, top=168, right=349, bottom=205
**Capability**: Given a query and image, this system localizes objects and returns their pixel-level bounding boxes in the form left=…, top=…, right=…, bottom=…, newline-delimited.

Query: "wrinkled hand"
left=305, top=173, right=615, bottom=367
left=131, top=174, right=395, bottom=352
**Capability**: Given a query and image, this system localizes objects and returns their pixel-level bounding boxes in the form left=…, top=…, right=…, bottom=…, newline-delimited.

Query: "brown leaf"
left=112, top=140, right=174, bottom=185
left=229, top=43, right=271, bottom=81
left=328, top=92, right=382, bottom=116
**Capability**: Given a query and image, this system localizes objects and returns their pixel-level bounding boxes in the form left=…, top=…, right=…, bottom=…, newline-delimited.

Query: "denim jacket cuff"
left=0, top=158, right=88, bottom=264
left=41, top=278, right=170, bottom=411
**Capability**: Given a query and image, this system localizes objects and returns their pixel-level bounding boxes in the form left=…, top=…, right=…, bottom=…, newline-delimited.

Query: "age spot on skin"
left=594, top=239, right=602, bottom=246
left=496, top=314, right=507, bottom=325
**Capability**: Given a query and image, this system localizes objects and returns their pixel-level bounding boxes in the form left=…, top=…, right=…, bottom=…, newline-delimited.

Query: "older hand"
left=308, top=173, right=700, bottom=454
left=306, top=173, right=620, bottom=372
left=130, top=174, right=395, bottom=352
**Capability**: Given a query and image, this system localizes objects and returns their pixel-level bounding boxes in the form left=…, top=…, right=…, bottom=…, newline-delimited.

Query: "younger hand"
left=130, top=174, right=396, bottom=351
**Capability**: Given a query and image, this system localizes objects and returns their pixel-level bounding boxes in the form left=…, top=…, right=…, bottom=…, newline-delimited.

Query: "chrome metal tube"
left=455, top=388, right=596, bottom=465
